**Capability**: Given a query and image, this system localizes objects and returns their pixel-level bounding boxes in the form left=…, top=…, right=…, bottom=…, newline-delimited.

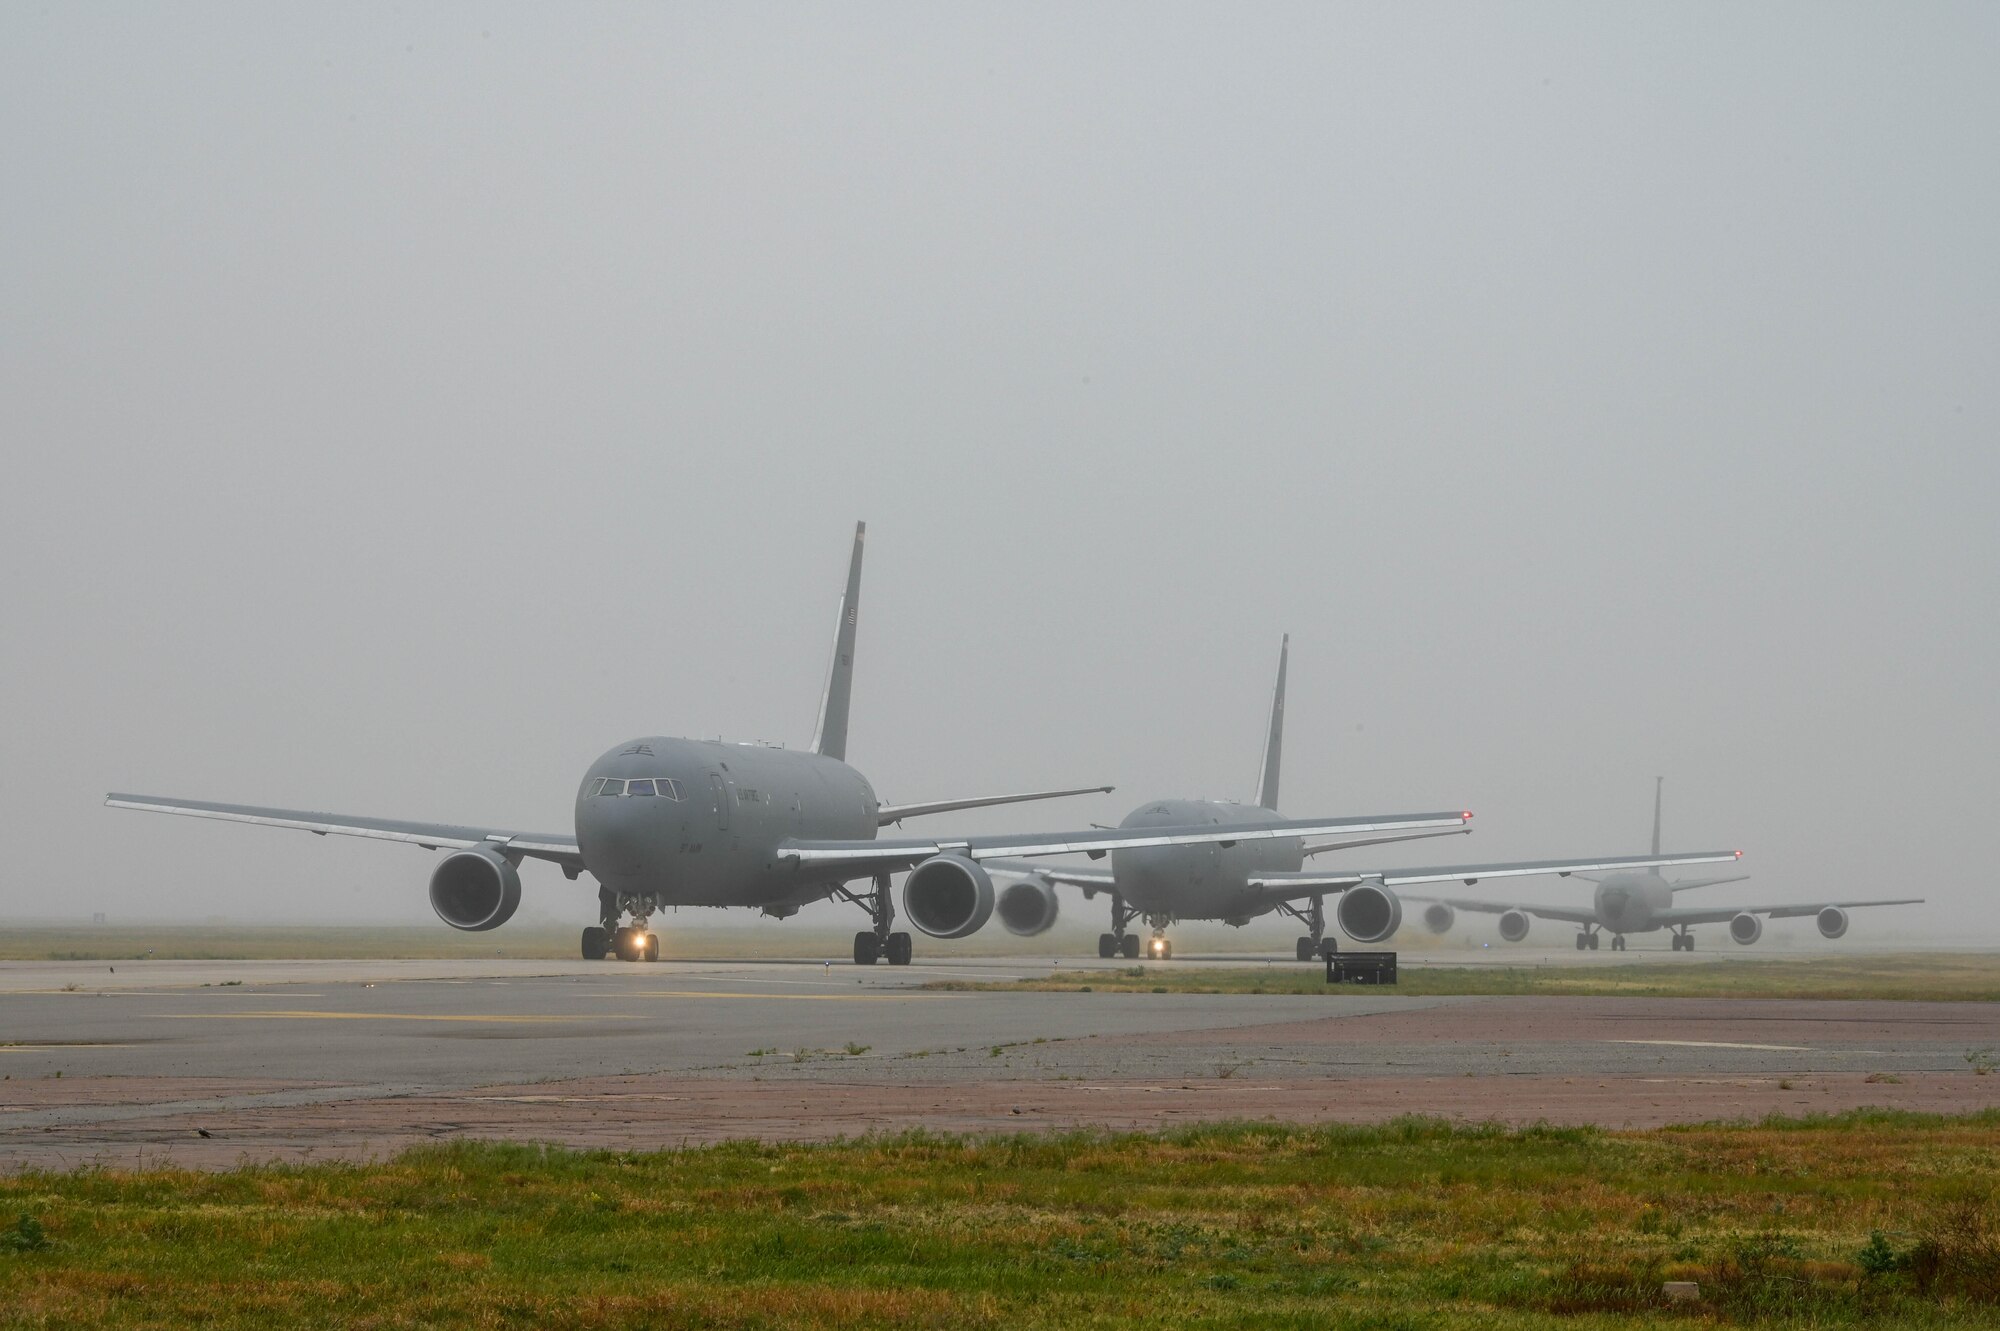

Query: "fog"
left=3, top=5, right=1994, bottom=943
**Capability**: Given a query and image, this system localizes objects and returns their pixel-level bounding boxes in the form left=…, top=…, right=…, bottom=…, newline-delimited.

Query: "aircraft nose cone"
left=579, top=803, right=648, bottom=879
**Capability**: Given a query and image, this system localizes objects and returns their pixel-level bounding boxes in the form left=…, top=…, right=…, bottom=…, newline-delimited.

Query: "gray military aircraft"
left=107, top=525, right=1473, bottom=966
left=1410, top=779, right=1919, bottom=951
left=988, top=639, right=1745, bottom=960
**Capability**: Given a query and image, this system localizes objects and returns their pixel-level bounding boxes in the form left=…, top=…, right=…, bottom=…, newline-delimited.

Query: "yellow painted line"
left=0, top=1043, right=138, bottom=1051
left=164, top=1011, right=645, bottom=1024
left=627, top=990, right=940, bottom=1002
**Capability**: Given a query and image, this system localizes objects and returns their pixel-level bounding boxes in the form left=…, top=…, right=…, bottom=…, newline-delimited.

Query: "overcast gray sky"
left=3, top=4, right=1994, bottom=941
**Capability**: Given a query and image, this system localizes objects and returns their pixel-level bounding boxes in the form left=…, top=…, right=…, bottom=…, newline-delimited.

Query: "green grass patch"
left=925, top=951, right=2000, bottom=1002
left=4, top=1112, right=2000, bottom=1327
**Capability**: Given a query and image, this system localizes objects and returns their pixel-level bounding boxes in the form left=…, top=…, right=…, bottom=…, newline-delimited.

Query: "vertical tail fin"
left=1255, top=634, right=1288, bottom=811
left=1651, top=776, right=1663, bottom=857
left=810, top=522, right=865, bottom=762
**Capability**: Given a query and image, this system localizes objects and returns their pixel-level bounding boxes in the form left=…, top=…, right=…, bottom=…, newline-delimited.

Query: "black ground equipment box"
left=1323, top=950, right=1398, bottom=985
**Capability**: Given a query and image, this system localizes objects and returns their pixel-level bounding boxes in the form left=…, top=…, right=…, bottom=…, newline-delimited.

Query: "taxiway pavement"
left=2, top=958, right=1993, bottom=1169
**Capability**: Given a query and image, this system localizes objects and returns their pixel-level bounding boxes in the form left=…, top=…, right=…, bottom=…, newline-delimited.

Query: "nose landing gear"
left=583, top=888, right=661, bottom=961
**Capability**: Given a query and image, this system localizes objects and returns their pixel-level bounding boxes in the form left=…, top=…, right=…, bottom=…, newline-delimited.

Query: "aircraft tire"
left=1611, top=936, right=1625, bottom=952
left=853, top=931, right=881, bottom=966
left=1588, top=934, right=1599, bottom=951
left=1295, top=936, right=1316, bottom=962
left=1119, top=934, right=1141, bottom=960
left=643, top=933, right=660, bottom=962
left=1158, top=940, right=1172, bottom=961
left=886, top=932, right=912, bottom=966
left=1098, top=934, right=1116, bottom=959
left=581, top=927, right=608, bottom=961
left=1575, top=934, right=1587, bottom=951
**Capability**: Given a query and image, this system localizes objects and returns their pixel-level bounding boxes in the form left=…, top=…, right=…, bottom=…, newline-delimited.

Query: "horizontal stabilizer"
left=1302, top=827, right=1472, bottom=857
left=1667, top=874, right=1752, bottom=892
left=876, top=785, right=1113, bottom=825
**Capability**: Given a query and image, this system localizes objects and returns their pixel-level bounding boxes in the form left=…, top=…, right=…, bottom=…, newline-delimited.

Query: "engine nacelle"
left=1336, top=883, right=1402, bottom=945
left=1729, top=912, right=1763, bottom=946
left=428, top=846, right=522, bottom=932
left=1816, top=906, right=1849, bottom=940
left=902, top=854, right=995, bottom=939
left=1497, top=909, right=1531, bottom=943
left=1422, top=902, right=1456, bottom=934
left=995, top=875, right=1060, bottom=937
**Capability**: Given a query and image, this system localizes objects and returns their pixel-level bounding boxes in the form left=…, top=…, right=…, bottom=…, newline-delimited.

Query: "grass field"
left=3, top=1112, right=1998, bottom=1328
left=926, top=952, right=2000, bottom=1003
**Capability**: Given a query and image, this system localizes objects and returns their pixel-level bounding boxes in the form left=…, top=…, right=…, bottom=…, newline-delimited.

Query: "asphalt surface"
left=2, top=957, right=1995, bottom=1169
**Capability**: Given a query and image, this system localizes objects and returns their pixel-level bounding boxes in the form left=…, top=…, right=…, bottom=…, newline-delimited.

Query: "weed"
left=842, top=1042, right=870, bottom=1057
left=1966, top=1048, right=1997, bottom=1076
left=1864, top=1071, right=1904, bottom=1084
left=1858, top=1230, right=1903, bottom=1275
left=745, top=1048, right=774, bottom=1057
left=0, top=1214, right=48, bottom=1253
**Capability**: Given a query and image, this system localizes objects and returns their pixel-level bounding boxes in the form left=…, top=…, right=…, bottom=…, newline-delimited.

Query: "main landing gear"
left=836, top=872, right=912, bottom=966
left=1671, top=930, right=1695, bottom=952
left=1609, top=935, right=1627, bottom=952
left=1098, top=891, right=1144, bottom=959
left=583, top=887, right=661, bottom=962
left=1575, top=930, right=1600, bottom=951
left=1280, top=893, right=1332, bottom=962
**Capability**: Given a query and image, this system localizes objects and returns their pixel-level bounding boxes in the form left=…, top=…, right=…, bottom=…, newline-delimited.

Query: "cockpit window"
left=594, top=776, right=685, bottom=798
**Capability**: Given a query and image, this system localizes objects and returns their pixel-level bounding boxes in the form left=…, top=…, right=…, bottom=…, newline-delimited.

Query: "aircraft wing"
left=105, top=793, right=584, bottom=872
left=1651, top=898, right=1923, bottom=927
left=984, top=859, right=1119, bottom=891
left=776, top=810, right=1472, bottom=876
left=1242, top=851, right=1742, bottom=907
left=875, top=785, right=1113, bottom=825
left=1398, top=894, right=1604, bottom=927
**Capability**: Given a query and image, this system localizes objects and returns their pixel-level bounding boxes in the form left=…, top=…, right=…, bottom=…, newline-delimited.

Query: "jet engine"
left=1729, top=912, right=1763, bottom=945
left=1336, top=883, right=1403, bottom=945
left=1497, top=909, right=1531, bottom=943
left=902, top=854, right=996, bottom=938
left=428, top=846, right=522, bottom=932
left=1421, top=902, right=1456, bottom=935
left=1817, top=906, right=1849, bottom=940
left=995, top=875, right=1060, bottom=937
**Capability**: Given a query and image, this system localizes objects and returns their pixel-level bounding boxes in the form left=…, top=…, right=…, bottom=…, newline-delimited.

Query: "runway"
left=3, top=957, right=1994, bottom=1169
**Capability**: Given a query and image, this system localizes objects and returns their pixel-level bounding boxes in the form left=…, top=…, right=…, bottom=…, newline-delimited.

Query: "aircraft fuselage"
left=1110, top=800, right=1301, bottom=922
left=1591, top=872, right=1676, bottom=933
left=575, top=737, right=879, bottom=912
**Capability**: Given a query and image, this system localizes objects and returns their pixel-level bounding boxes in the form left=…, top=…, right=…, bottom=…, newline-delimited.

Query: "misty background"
left=3, top=5, right=1994, bottom=943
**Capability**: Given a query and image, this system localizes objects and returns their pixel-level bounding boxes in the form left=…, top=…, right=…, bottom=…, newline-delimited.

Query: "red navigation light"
left=1462, top=811, right=1474, bottom=821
